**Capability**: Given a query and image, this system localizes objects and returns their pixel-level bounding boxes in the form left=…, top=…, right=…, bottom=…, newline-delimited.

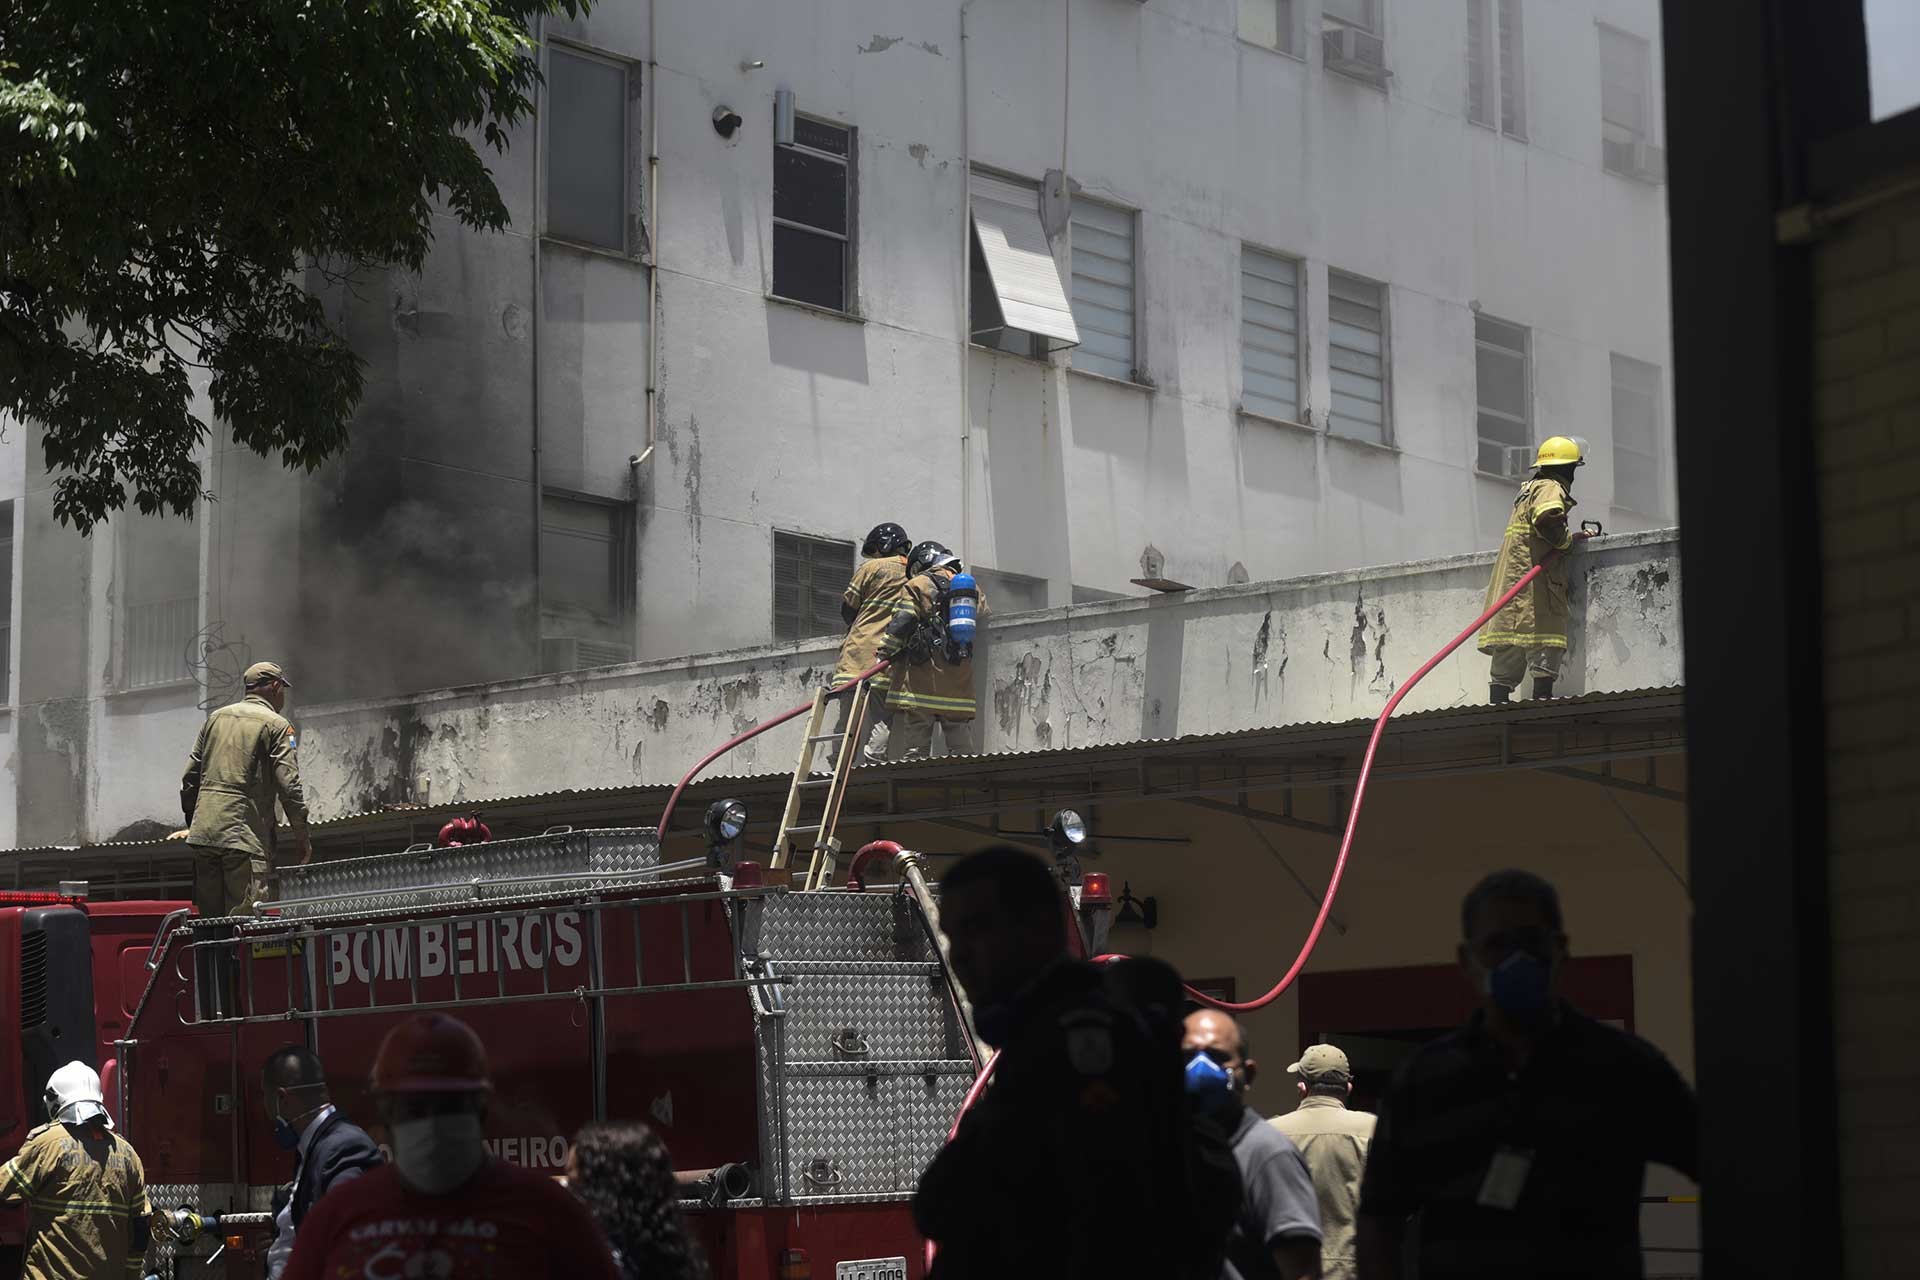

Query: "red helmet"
left=371, top=1014, right=491, bottom=1095
left=436, top=815, right=492, bottom=848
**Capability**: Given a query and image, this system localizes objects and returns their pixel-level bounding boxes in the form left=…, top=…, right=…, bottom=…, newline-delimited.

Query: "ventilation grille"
left=19, top=931, right=48, bottom=1030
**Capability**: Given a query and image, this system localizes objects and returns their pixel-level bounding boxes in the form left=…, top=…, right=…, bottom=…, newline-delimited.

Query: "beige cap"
left=1287, top=1043, right=1352, bottom=1081
left=244, top=661, right=291, bottom=688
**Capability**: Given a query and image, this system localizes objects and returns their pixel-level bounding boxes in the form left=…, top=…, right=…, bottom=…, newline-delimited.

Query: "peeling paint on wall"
left=857, top=34, right=943, bottom=56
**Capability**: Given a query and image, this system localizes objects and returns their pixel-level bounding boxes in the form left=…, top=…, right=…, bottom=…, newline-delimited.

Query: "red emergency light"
left=732, top=861, right=766, bottom=888
left=1079, top=872, right=1113, bottom=908
left=0, top=892, right=84, bottom=907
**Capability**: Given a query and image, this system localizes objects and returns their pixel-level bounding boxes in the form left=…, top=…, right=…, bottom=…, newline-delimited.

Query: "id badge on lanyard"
left=1476, top=1147, right=1534, bottom=1211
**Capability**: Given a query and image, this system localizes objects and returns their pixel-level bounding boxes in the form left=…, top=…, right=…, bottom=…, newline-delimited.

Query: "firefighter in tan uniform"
left=177, top=660, right=311, bottom=917
left=1479, top=437, right=1595, bottom=703
left=881, top=541, right=988, bottom=760
left=826, top=523, right=914, bottom=767
left=0, top=1062, right=151, bottom=1279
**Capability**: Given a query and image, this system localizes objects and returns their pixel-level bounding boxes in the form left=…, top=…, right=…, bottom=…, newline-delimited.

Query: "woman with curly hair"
left=567, top=1122, right=706, bottom=1280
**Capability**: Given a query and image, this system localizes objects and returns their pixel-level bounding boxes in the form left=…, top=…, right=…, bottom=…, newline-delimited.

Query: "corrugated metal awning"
left=972, top=174, right=1080, bottom=347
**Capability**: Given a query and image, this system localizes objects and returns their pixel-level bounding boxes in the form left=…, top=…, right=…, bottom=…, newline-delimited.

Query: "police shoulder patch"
left=1060, top=1011, right=1114, bottom=1076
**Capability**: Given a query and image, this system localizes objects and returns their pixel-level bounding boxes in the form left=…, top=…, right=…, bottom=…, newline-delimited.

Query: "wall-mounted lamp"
left=713, top=106, right=744, bottom=139
left=1115, top=881, right=1158, bottom=930
left=739, top=59, right=765, bottom=72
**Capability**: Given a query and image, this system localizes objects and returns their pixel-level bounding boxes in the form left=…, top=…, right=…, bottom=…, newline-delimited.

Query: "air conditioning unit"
left=1630, top=139, right=1666, bottom=184
left=1324, top=26, right=1389, bottom=83
left=541, top=636, right=633, bottom=673
left=1604, top=135, right=1666, bottom=184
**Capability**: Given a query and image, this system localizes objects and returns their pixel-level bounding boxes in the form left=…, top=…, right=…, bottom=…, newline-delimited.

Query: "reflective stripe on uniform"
left=0, top=1158, right=29, bottom=1200
left=1479, top=630, right=1569, bottom=649
left=887, top=690, right=977, bottom=714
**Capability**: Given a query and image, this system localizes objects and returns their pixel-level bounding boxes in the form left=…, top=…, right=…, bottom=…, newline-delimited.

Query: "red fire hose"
left=1105, top=536, right=1589, bottom=1013
left=655, top=660, right=890, bottom=836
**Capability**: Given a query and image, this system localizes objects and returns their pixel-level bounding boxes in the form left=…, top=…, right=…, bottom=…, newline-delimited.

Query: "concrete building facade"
left=0, top=0, right=1673, bottom=847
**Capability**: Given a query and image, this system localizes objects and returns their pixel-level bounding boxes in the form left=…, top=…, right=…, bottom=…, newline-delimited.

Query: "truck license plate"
left=836, top=1259, right=908, bottom=1280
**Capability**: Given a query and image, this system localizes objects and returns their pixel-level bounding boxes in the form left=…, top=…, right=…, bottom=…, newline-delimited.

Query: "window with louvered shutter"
left=0, top=501, right=13, bottom=702
left=1475, top=315, right=1532, bottom=477
left=1239, top=0, right=1296, bottom=55
left=1599, top=26, right=1650, bottom=175
left=1069, top=199, right=1137, bottom=382
left=1328, top=271, right=1391, bottom=444
left=1468, top=0, right=1525, bottom=139
left=119, top=508, right=199, bottom=690
left=1241, top=248, right=1302, bottom=424
left=774, top=117, right=854, bottom=313
left=1611, top=353, right=1664, bottom=515
left=546, top=46, right=632, bottom=252
left=773, top=532, right=855, bottom=643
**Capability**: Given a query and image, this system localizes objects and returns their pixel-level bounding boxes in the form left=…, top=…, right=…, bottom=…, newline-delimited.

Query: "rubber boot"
left=1531, top=677, right=1555, bottom=700
left=1489, top=684, right=1512, bottom=704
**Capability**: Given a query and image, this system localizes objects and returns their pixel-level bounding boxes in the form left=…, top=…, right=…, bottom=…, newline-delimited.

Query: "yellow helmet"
left=1534, top=436, right=1585, bottom=468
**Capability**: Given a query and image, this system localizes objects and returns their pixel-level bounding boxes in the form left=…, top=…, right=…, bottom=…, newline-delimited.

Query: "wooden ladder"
left=770, top=681, right=874, bottom=890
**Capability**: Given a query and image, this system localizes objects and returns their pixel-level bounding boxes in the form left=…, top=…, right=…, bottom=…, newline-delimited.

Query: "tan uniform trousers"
left=1487, top=644, right=1564, bottom=691
left=887, top=711, right=978, bottom=761
left=824, top=686, right=893, bottom=769
left=189, top=845, right=269, bottom=918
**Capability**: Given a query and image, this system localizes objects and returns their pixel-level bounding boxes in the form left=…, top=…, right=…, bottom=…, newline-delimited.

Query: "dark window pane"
left=547, top=49, right=627, bottom=250
left=774, top=148, right=848, bottom=234
left=793, top=117, right=849, bottom=155
left=773, top=225, right=846, bottom=310
left=542, top=496, right=620, bottom=621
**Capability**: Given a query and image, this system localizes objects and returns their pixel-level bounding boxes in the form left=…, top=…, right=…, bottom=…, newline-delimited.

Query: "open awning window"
left=970, top=174, right=1080, bottom=349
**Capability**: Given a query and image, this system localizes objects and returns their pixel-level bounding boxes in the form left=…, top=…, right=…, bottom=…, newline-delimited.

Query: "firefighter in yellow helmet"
left=0, top=1062, right=152, bottom=1279
left=1479, top=437, right=1597, bottom=702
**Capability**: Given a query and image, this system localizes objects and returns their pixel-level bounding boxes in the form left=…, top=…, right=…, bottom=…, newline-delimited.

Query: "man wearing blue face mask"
left=1183, top=1010, right=1323, bottom=1280
left=1354, top=870, right=1698, bottom=1280
left=260, top=1046, right=382, bottom=1279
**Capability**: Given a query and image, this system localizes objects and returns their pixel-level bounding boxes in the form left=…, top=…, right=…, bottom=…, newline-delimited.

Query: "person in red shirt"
left=282, top=1012, right=619, bottom=1280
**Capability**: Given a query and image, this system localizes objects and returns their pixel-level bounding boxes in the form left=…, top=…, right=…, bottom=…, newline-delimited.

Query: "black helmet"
left=907, top=540, right=961, bottom=578
left=862, top=523, right=912, bottom=557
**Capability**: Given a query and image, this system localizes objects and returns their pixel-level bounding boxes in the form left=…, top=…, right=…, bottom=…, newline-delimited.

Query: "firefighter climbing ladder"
left=771, top=682, right=872, bottom=890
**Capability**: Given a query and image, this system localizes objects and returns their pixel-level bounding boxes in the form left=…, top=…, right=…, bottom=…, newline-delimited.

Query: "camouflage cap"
left=1287, top=1043, right=1352, bottom=1081
left=243, top=661, right=291, bottom=688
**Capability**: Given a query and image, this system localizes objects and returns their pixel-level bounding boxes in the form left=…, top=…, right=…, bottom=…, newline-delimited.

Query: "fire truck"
left=1, top=796, right=1108, bottom=1280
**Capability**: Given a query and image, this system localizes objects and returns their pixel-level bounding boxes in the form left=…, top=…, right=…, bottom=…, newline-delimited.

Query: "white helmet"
left=44, top=1061, right=110, bottom=1128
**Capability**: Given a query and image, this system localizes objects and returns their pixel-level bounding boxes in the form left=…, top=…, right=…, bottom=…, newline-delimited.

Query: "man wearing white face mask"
left=282, top=1013, right=619, bottom=1280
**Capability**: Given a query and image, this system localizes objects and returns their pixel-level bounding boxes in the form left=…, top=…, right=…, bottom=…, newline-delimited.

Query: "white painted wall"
left=577, top=0, right=1674, bottom=654
left=294, top=530, right=1680, bottom=823
left=0, top=0, right=1677, bottom=843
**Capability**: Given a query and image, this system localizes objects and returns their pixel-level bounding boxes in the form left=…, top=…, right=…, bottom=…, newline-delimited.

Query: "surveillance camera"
left=713, top=106, right=743, bottom=139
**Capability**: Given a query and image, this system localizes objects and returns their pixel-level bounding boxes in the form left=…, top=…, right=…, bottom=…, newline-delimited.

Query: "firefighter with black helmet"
left=879, top=540, right=989, bottom=760
left=825, top=522, right=915, bottom=766
left=0, top=1061, right=152, bottom=1279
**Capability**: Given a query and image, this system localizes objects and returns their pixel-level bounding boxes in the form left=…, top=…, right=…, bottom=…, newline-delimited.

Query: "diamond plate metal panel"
left=781, top=1073, right=908, bottom=1197
left=779, top=967, right=953, bottom=1063
left=273, top=828, right=660, bottom=918
left=778, top=1061, right=975, bottom=1201
left=759, top=891, right=928, bottom=963
left=900, top=1068, right=973, bottom=1188
left=147, top=1183, right=247, bottom=1270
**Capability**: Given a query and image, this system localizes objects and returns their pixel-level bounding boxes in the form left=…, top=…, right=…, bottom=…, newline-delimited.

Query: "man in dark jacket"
left=914, top=846, right=1233, bottom=1279
left=261, top=1046, right=383, bottom=1279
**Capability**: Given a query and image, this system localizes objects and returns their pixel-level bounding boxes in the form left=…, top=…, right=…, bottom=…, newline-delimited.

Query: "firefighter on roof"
left=0, top=1062, right=151, bottom=1280
left=880, top=540, right=989, bottom=760
left=1479, top=438, right=1596, bottom=703
left=827, top=522, right=915, bottom=766
left=178, top=659, right=311, bottom=917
